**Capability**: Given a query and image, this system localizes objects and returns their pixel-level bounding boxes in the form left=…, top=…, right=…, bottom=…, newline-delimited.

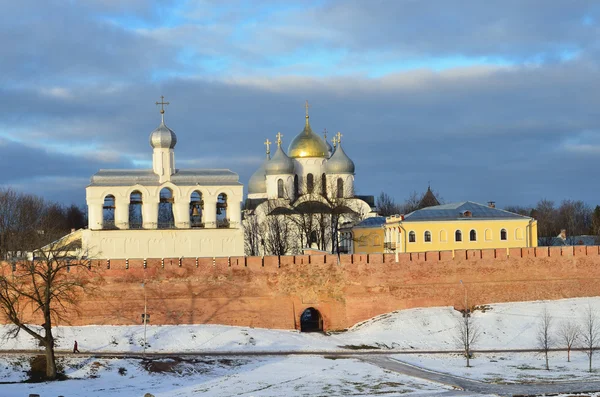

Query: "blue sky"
left=1, top=0, right=600, bottom=208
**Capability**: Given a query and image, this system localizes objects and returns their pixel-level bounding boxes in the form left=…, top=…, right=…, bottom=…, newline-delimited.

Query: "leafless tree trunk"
left=537, top=307, right=552, bottom=370
left=454, top=311, right=480, bottom=367
left=558, top=320, right=580, bottom=362
left=0, top=237, right=92, bottom=380
left=581, top=305, right=600, bottom=373
left=243, top=212, right=262, bottom=256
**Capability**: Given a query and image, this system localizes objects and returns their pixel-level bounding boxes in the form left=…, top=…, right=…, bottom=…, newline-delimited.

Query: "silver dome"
left=149, top=121, right=177, bottom=149
left=248, top=157, right=269, bottom=194
left=325, top=139, right=333, bottom=157
left=325, top=142, right=355, bottom=174
left=265, top=145, right=295, bottom=175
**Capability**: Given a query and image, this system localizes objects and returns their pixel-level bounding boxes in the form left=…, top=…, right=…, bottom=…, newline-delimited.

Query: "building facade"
left=383, top=201, right=538, bottom=254
left=82, top=101, right=244, bottom=259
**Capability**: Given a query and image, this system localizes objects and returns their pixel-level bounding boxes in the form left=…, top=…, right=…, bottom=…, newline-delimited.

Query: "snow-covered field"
left=1, top=297, right=600, bottom=396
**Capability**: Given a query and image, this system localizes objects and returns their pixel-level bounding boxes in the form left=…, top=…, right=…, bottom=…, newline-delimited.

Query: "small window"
left=455, top=230, right=462, bottom=242
left=501, top=229, right=507, bottom=241
left=277, top=179, right=284, bottom=198
left=307, top=173, right=314, bottom=193
left=409, top=231, right=416, bottom=243
left=424, top=231, right=431, bottom=242
left=337, top=178, right=344, bottom=198
left=321, top=173, right=327, bottom=195
left=294, top=175, right=299, bottom=197
left=470, top=229, right=477, bottom=241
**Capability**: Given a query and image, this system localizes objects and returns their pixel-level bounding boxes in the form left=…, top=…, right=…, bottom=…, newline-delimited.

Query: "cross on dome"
left=323, top=128, right=328, bottom=139
left=332, top=136, right=338, bottom=148
left=336, top=131, right=343, bottom=143
left=155, top=95, right=170, bottom=122
left=276, top=132, right=283, bottom=146
left=264, top=138, right=272, bottom=155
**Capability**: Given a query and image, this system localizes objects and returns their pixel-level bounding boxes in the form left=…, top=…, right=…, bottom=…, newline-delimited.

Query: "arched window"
left=424, top=231, right=432, bottom=242
left=294, top=175, right=299, bottom=197
left=501, top=228, right=507, bottom=240
left=306, top=173, right=314, bottom=193
left=455, top=230, right=462, bottom=242
left=470, top=229, right=477, bottom=241
left=321, top=173, right=327, bottom=196
left=515, top=228, right=524, bottom=240
left=337, top=178, right=344, bottom=198
left=129, top=191, right=143, bottom=229
left=310, top=230, right=318, bottom=245
left=103, top=194, right=115, bottom=229
left=440, top=230, right=447, bottom=242
left=190, top=191, right=203, bottom=227
left=485, top=229, right=492, bottom=241
left=158, top=188, right=174, bottom=228
left=409, top=231, right=416, bottom=243
left=277, top=179, right=284, bottom=198
left=217, top=193, right=228, bottom=227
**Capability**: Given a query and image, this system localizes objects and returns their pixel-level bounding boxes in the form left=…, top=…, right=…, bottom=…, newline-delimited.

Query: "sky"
left=1, top=0, right=600, bottom=209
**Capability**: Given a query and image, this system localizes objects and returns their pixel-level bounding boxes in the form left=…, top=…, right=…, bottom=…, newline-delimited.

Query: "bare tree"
left=243, top=211, right=262, bottom=256
left=454, top=310, right=480, bottom=367
left=581, top=305, right=600, bottom=373
left=0, top=225, right=92, bottom=380
left=377, top=192, right=402, bottom=216
left=537, top=307, right=553, bottom=370
left=558, top=320, right=580, bottom=362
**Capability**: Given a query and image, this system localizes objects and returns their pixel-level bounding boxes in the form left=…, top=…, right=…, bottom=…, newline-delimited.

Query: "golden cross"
left=332, top=136, right=338, bottom=148
left=304, top=100, right=311, bottom=119
left=155, top=95, right=170, bottom=114
left=276, top=132, right=283, bottom=146
left=264, top=138, right=271, bottom=155
left=323, top=128, right=328, bottom=140
left=336, top=131, right=343, bottom=143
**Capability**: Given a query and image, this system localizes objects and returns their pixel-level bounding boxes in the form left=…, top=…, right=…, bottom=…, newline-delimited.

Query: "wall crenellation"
left=76, top=245, right=600, bottom=273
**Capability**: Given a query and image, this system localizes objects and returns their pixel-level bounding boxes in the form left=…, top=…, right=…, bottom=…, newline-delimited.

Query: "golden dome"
left=287, top=116, right=329, bottom=158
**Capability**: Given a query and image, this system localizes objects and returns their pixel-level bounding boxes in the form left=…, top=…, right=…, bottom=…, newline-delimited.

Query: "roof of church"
left=404, top=201, right=531, bottom=222
left=89, top=169, right=241, bottom=187
left=418, top=187, right=440, bottom=209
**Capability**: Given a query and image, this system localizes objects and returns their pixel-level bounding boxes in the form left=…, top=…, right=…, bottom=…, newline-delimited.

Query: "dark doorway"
left=300, top=307, right=323, bottom=332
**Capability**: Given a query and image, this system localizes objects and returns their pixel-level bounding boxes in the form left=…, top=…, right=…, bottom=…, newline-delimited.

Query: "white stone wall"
left=81, top=227, right=244, bottom=259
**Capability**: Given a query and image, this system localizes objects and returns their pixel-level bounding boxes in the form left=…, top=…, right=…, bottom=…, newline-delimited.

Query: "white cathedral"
left=244, top=102, right=376, bottom=255
left=81, top=99, right=244, bottom=259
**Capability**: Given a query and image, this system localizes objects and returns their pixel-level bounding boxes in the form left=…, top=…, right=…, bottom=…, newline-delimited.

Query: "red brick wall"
left=4, top=246, right=600, bottom=331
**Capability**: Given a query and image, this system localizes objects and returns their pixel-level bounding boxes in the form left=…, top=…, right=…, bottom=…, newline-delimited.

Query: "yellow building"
left=383, top=201, right=537, bottom=253
left=350, top=217, right=386, bottom=254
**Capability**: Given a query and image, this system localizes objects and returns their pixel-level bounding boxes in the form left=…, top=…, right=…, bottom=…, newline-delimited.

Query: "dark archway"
left=300, top=307, right=323, bottom=332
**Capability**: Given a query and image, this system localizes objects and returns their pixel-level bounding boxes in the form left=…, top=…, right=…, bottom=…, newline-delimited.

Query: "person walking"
left=73, top=340, right=80, bottom=353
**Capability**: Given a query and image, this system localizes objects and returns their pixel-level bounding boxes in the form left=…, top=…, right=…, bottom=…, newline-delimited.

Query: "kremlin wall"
left=7, top=245, right=600, bottom=331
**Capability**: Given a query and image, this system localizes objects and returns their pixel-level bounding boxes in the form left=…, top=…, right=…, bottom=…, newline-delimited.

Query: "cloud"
left=2, top=0, right=600, bottom=209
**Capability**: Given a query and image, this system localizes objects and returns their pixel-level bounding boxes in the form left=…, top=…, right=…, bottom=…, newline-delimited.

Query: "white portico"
left=83, top=97, right=244, bottom=259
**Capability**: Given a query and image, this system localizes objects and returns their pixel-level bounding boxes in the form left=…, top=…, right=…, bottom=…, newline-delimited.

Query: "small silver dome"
left=150, top=121, right=177, bottom=149
left=248, top=157, right=269, bottom=194
left=325, top=142, right=355, bottom=174
left=265, top=145, right=295, bottom=175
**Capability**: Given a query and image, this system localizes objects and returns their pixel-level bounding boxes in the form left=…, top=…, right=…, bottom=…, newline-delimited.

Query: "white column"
left=87, top=200, right=104, bottom=230
left=114, top=198, right=130, bottom=229
left=203, top=196, right=217, bottom=228
left=229, top=198, right=242, bottom=227
left=173, top=201, right=190, bottom=228
left=143, top=201, right=159, bottom=229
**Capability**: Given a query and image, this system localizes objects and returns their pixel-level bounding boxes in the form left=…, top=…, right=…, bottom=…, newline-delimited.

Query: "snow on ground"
left=2, top=297, right=600, bottom=396
left=2, top=297, right=597, bottom=354
left=398, top=351, right=600, bottom=383
left=0, top=356, right=453, bottom=397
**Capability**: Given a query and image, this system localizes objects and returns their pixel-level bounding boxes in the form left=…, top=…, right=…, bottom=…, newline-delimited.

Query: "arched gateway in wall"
left=300, top=307, right=323, bottom=332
